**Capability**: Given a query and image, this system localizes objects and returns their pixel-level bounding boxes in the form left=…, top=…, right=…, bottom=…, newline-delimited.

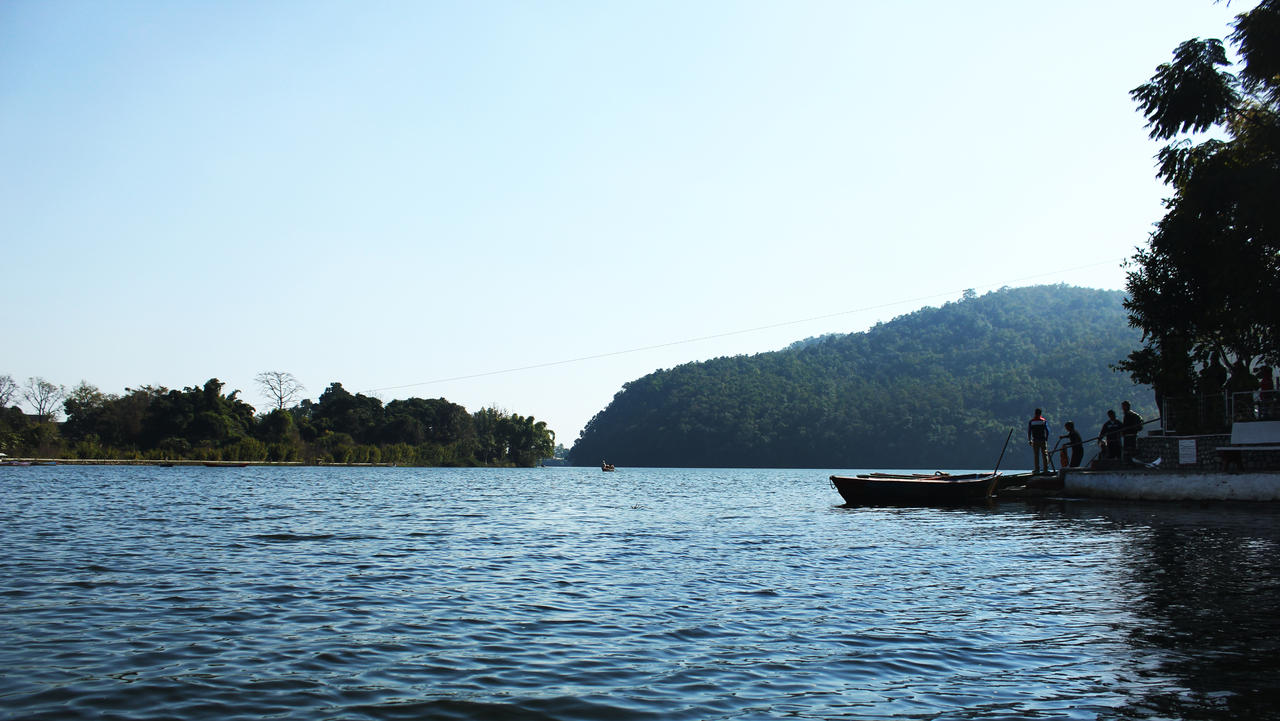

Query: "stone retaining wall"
left=1138, top=434, right=1280, bottom=471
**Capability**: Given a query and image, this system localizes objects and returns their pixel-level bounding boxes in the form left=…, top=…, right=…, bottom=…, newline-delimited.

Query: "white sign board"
left=1178, top=439, right=1197, bottom=465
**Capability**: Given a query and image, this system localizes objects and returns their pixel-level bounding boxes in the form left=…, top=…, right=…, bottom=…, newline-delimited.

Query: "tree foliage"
left=0, top=375, right=555, bottom=467
left=1121, top=1, right=1280, bottom=398
left=569, top=286, right=1153, bottom=469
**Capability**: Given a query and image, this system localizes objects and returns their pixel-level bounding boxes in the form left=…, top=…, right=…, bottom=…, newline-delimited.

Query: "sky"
left=0, top=1, right=1251, bottom=444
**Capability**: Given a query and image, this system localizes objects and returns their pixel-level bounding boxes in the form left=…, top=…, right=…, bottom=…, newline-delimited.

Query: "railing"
left=1161, top=394, right=1230, bottom=435
left=1233, top=389, right=1280, bottom=422
left=1160, top=390, right=1280, bottom=434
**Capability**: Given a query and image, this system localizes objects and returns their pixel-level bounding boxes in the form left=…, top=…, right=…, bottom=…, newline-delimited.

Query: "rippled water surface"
left=3, top=465, right=1280, bottom=720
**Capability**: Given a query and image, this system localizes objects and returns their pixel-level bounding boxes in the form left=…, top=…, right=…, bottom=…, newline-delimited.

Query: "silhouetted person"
left=1059, top=421, right=1084, bottom=468
left=1028, top=408, right=1050, bottom=474
left=1100, top=410, right=1123, bottom=460
left=1121, top=401, right=1142, bottom=462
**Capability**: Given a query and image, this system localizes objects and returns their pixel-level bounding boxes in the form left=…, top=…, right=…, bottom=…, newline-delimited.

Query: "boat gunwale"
left=830, top=472, right=999, bottom=486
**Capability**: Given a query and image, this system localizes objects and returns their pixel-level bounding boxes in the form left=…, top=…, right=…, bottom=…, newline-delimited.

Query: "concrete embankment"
left=1063, top=468, right=1280, bottom=501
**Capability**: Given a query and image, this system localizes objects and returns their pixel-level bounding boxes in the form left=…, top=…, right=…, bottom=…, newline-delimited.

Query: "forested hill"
left=568, top=285, right=1154, bottom=469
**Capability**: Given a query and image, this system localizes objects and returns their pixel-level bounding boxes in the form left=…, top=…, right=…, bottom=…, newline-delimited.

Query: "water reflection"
left=1063, top=503, right=1280, bottom=719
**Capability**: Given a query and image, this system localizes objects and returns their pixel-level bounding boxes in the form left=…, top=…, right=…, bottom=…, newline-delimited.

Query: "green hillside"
left=568, top=285, right=1153, bottom=468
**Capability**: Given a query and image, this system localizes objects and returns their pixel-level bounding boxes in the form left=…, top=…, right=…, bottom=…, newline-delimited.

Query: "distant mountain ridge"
left=568, top=285, right=1154, bottom=468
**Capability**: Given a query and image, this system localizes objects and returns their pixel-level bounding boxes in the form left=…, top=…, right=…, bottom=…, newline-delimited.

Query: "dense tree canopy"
left=0, top=376, right=555, bottom=467
left=1121, top=0, right=1280, bottom=400
left=569, top=286, right=1153, bottom=469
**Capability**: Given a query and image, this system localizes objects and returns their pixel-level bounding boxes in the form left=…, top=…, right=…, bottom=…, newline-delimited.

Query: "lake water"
left=2, top=465, right=1280, bottom=720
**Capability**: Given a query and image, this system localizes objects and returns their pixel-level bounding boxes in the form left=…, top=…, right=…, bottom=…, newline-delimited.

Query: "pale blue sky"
left=0, top=1, right=1246, bottom=442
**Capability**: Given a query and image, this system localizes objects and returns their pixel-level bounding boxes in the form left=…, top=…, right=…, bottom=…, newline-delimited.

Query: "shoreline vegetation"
left=0, top=378, right=557, bottom=468
left=0, top=459, right=441, bottom=467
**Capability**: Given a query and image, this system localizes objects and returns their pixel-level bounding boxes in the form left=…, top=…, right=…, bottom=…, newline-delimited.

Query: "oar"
left=987, top=428, right=1014, bottom=500
left=992, top=428, right=1014, bottom=475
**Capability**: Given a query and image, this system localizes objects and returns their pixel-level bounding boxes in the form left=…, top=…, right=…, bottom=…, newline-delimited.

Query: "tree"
left=0, top=374, right=17, bottom=408
left=256, top=371, right=305, bottom=411
left=312, top=382, right=383, bottom=441
left=508, top=414, right=555, bottom=467
left=257, top=408, right=298, bottom=443
left=139, top=379, right=256, bottom=450
left=1122, top=1, right=1280, bottom=399
left=23, top=377, right=67, bottom=422
left=62, top=381, right=109, bottom=441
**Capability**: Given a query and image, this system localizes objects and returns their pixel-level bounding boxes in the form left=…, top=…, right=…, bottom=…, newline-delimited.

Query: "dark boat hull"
left=830, top=473, right=1000, bottom=506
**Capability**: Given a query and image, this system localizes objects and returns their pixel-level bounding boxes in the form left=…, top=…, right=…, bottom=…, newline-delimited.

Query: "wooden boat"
left=601, top=462, right=616, bottom=472
left=829, top=471, right=1001, bottom=506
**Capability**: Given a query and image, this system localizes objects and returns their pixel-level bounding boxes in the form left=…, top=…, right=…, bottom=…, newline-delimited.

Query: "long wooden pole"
left=986, top=428, right=1016, bottom=501
left=993, top=428, right=1014, bottom=474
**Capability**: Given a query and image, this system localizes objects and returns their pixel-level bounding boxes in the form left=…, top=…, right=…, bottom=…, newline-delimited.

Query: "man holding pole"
left=1028, top=408, right=1050, bottom=474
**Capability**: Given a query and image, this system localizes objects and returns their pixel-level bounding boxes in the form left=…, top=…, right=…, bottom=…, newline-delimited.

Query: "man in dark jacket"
left=1059, top=421, right=1084, bottom=468
left=1121, top=401, right=1143, bottom=462
left=1100, top=410, right=1123, bottom=460
left=1028, top=408, right=1050, bottom=474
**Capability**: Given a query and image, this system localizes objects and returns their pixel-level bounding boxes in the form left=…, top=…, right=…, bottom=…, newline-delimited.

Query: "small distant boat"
left=829, top=472, right=1001, bottom=506
left=601, top=461, right=616, bottom=472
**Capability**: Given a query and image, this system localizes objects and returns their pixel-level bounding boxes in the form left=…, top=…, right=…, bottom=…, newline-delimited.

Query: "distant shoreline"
left=1, top=459, right=401, bottom=468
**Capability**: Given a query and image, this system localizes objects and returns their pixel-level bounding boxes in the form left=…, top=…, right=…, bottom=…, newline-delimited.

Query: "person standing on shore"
left=1059, top=421, right=1084, bottom=468
left=1100, top=410, right=1123, bottom=460
left=1121, top=401, right=1143, bottom=462
left=1028, top=408, right=1050, bottom=474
